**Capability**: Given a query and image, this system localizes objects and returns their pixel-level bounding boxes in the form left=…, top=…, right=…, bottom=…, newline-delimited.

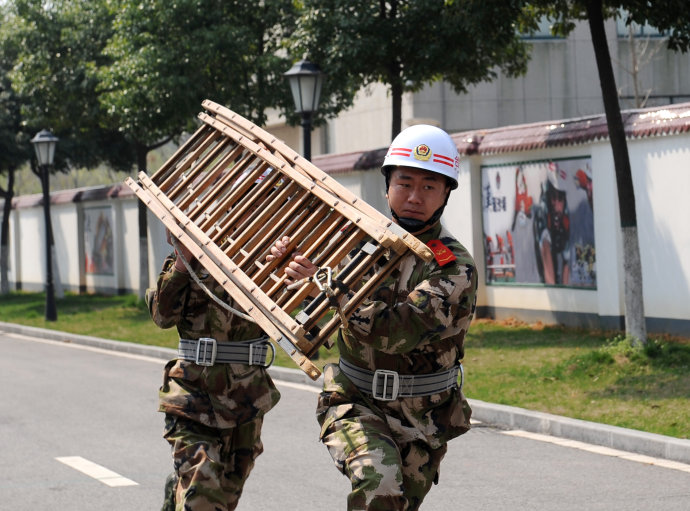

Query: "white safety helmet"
left=546, top=161, right=567, bottom=192
left=382, top=124, right=460, bottom=189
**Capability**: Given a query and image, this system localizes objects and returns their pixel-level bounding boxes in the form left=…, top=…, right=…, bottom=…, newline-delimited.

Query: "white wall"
left=632, top=135, right=690, bottom=319
left=590, top=141, right=625, bottom=320
left=14, top=207, right=44, bottom=292
left=51, top=203, right=79, bottom=295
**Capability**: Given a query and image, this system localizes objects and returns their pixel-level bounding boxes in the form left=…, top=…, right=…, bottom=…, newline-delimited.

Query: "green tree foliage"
left=7, top=0, right=132, bottom=171
left=97, top=0, right=299, bottom=148
left=0, top=3, right=32, bottom=294
left=291, top=0, right=531, bottom=138
left=521, top=1, right=690, bottom=51
left=0, top=5, right=30, bottom=171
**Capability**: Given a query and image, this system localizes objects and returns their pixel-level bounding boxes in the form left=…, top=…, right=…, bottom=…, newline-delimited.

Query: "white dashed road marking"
left=56, top=456, right=138, bottom=487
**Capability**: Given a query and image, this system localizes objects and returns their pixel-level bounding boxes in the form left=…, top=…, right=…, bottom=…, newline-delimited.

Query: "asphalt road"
left=2, top=330, right=689, bottom=511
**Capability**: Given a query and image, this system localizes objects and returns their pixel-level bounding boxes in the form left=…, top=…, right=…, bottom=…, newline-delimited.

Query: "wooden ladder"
left=126, top=100, right=433, bottom=380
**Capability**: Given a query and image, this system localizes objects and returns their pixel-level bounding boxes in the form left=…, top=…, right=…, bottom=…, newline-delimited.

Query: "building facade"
left=270, top=18, right=690, bottom=156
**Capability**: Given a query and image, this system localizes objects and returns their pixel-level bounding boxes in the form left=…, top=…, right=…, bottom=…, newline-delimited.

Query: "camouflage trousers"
left=321, top=404, right=448, bottom=511
left=162, top=414, right=264, bottom=511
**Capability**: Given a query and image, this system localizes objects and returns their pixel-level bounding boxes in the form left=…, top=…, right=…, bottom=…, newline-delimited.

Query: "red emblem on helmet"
left=413, top=143, right=432, bottom=161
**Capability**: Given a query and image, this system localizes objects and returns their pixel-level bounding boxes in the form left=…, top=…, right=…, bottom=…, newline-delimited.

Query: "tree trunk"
left=586, top=0, right=647, bottom=344
left=391, top=78, right=403, bottom=140
left=382, top=0, right=403, bottom=140
left=0, top=167, right=15, bottom=294
left=136, top=143, right=150, bottom=300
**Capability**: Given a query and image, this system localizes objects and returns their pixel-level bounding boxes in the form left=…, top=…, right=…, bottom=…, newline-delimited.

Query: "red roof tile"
left=451, top=102, right=690, bottom=155
left=312, top=151, right=363, bottom=174
left=11, top=182, right=134, bottom=209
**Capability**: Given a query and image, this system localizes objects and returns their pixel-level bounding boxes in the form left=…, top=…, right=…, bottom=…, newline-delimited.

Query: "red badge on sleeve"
left=426, top=239, right=456, bottom=266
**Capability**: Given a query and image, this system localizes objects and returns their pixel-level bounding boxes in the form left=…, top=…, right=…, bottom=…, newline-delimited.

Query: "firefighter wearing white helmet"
left=533, top=161, right=571, bottom=284
left=381, top=124, right=461, bottom=234
left=269, top=123, right=478, bottom=510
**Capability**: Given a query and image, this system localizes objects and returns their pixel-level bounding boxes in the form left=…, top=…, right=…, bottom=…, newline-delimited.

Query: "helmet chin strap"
left=389, top=191, right=450, bottom=234
left=391, top=207, right=443, bottom=233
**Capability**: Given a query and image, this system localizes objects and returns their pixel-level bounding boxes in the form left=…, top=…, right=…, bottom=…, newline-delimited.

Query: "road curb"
left=3, top=321, right=689, bottom=465
left=0, top=321, right=176, bottom=360
left=470, top=400, right=690, bottom=464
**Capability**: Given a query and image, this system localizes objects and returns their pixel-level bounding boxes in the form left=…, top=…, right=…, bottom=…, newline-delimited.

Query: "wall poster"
left=481, top=157, right=596, bottom=288
left=84, top=206, right=114, bottom=275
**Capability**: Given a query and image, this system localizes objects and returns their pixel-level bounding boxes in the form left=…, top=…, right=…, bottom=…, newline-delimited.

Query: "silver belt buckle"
left=248, top=341, right=261, bottom=366
left=372, top=369, right=400, bottom=401
left=195, top=337, right=217, bottom=366
left=248, top=340, right=275, bottom=367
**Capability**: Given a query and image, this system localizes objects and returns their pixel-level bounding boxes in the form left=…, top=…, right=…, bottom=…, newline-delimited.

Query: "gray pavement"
left=2, top=320, right=689, bottom=465
left=5, top=331, right=689, bottom=511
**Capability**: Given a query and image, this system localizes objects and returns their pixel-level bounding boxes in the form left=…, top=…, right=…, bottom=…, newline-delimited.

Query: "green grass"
left=2, top=291, right=688, bottom=439
left=0, top=291, right=179, bottom=348
left=464, top=319, right=690, bottom=439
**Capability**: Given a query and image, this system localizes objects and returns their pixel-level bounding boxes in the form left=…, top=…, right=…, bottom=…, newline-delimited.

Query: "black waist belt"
left=338, top=357, right=462, bottom=401
left=178, top=337, right=274, bottom=367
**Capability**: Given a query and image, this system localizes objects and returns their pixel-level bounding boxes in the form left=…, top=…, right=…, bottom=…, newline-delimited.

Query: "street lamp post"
left=30, top=129, right=59, bottom=321
left=284, top=59, right=324, bottom=161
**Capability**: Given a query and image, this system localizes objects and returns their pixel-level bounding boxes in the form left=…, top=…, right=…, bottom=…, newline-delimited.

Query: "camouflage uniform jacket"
left=318, top=222, right=477, bottom=449
left=149, top=254, right=280, bottom=429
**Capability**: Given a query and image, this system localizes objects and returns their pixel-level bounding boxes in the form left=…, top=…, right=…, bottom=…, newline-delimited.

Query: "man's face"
left=549, top=189, right=566, bottom=214
left=386, top=166, right=450, bottom=226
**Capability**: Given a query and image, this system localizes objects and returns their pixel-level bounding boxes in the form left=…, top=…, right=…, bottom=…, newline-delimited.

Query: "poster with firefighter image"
left=481, top=157, right=596, bottom=287
left=84, top=206, right=114, bottom=275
